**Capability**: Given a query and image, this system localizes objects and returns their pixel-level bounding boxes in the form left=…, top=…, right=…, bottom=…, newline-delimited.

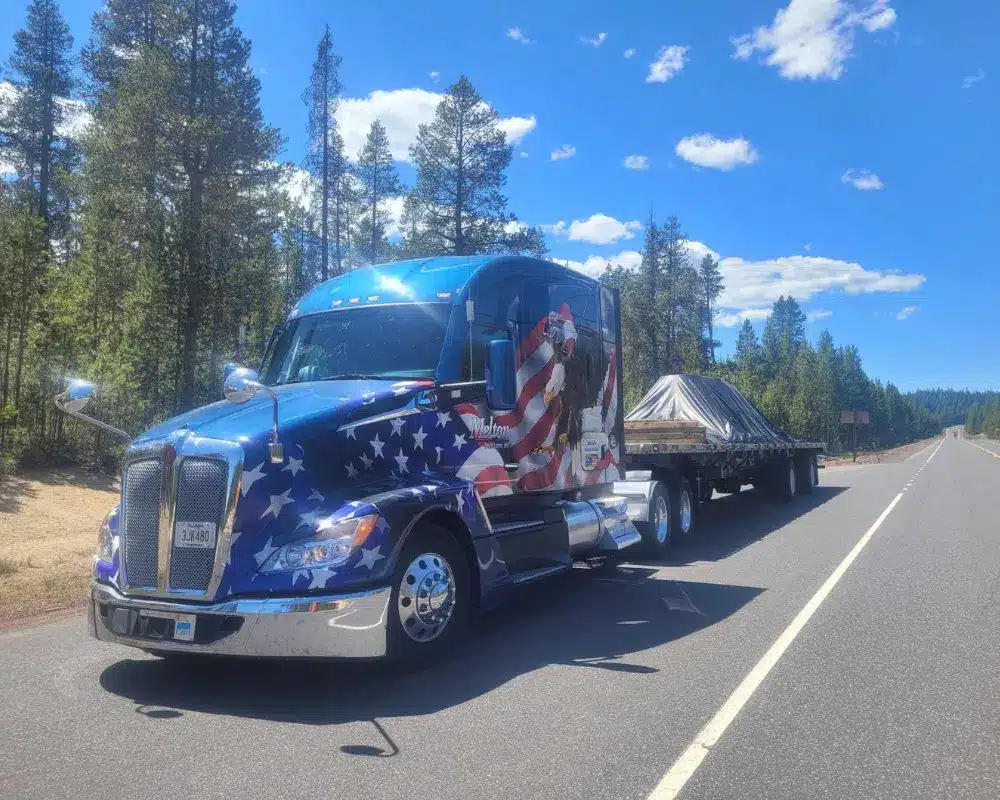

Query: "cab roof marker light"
left=437, top=292, right=452, bottom=299
left=332, top=299, right=343, bottom=306
left=349, top=297, right=360, bottom=304
left=367, top=295, right=379, bottom=302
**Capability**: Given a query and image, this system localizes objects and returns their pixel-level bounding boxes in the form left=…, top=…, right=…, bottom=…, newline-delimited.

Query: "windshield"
left=261, top=303, right=450, bottom=385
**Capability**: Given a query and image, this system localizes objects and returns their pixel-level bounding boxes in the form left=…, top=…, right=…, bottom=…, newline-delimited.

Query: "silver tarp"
left=625, top=374, right=796, bottom=445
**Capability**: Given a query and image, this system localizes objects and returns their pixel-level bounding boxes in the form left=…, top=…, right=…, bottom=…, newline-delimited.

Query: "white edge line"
left=923, top=438, right=945, bottom=466
left=647, top=491, right=905, bottom=799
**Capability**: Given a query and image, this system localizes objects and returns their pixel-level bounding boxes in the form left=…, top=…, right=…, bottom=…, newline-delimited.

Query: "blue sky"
left=2, top=0, right=997, bottom=390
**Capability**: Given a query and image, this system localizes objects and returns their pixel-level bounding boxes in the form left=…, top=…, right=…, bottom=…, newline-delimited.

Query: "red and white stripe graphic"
left=456, top=305, right=621, bottom=495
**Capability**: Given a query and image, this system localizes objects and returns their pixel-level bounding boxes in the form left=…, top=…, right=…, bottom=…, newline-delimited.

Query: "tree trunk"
left=320, top=42, right=329, bottom=281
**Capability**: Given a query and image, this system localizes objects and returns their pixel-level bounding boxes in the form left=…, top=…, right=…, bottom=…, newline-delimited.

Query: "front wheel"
left=388, top=524, right=470, bottom=661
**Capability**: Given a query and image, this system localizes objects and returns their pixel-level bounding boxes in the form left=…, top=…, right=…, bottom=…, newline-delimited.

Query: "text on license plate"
left=173, top=521, right=217, bottom=549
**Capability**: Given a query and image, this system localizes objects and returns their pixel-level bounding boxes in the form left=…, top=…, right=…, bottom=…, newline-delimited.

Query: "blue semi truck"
left=57, top=256, right=822, bottom=660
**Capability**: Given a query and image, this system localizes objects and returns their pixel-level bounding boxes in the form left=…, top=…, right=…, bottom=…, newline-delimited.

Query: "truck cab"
left=67, top=257, right=640, bottom=661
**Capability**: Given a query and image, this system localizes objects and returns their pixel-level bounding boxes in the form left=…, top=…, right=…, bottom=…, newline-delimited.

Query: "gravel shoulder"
left=821, top=435, right=942, bottom=466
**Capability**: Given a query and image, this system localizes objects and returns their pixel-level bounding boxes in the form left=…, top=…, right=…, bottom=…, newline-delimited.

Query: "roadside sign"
left=840, top=410, right=870, bottom=425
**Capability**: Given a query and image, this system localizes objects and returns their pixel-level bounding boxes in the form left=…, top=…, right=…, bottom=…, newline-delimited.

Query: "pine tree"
left=698, top=253, right=724, bottom=365
left=2, top=0, right=77, bottom=229
left=356, top=119, right=402, bottom=265
left=638, top=214, right=660, bottom=386
left=408, top=75, right=545, bottom=257
left=303, top=25, right=342, bottom=279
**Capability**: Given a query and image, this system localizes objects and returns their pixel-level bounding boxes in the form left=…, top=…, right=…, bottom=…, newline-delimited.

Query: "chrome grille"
left=122, top=459, right=162, bottom=588
left=169, top=458, right=228, bottom=591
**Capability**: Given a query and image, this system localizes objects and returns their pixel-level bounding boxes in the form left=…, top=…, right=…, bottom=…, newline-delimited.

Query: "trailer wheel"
left=670, top=477, right=696, bottom=537
left=637, top=483, right=672, bottom=555
left=772, top=460, right=797, bottom=502
left=795, top=455, right=816, bottom=495
left=388, top=523, right=470, bottom=661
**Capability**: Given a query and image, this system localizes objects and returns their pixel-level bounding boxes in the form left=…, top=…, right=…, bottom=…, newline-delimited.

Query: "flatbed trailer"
left=613, top=379, right=825, bottom=553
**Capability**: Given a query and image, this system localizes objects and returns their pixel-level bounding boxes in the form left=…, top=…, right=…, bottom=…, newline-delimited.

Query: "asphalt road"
left=2, top=436, right=998, bottom=799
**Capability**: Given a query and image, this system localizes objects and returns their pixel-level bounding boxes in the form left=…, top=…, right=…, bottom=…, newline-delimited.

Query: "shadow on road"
left=659, top=485, right=846, bottom=566
left=99, top=565, right=763, bottom=735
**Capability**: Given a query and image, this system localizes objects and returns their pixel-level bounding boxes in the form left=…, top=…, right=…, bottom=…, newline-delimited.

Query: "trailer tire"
left=772, top=460, right=797, bottom=502
left=795, top=455, right=816, bottom=495
left=670, top=477, right=696, bottom=537
left=388, top=523, right=470, bottom=662
left=637, top=482, right=673, bottom=555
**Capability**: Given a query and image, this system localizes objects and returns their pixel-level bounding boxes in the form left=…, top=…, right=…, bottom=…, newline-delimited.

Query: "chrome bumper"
left=89, top=580, right=390, bottom=659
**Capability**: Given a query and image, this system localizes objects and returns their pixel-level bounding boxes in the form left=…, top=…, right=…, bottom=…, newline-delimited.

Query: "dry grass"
left=0, top=468, right=119, bottom=627
left=821, top=436, right=942, bottom=466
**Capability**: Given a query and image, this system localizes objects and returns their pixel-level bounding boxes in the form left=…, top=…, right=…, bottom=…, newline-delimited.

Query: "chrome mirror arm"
left=250, top=381, right=283, bottom=465
left=54, top=390, right=133, bottom=443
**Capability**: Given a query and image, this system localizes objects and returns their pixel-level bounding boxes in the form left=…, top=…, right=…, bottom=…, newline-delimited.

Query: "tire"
left=771, top=460, right=797, bottom=502
left=795, top=455, right=816, bottom=495
left=670, top=477, right=696, bottom=537
left=387, top=523, right=470, bottom=661
left=637, top=482, right=672, bottom=556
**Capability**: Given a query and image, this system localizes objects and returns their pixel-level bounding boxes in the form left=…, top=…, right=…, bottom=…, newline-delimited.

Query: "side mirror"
left=223, top=367, right=262, bottom=405
left=222, top=362, right=239, bottom=391
left=63, top=379, right=95, bottom=413
left=486, top=339, right=516, bottom=410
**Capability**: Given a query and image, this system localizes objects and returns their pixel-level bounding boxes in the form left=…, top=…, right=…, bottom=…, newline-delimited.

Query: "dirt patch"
left=821, top=436, right=942, bottom=466
left=0, top=468, right=118, bottom=627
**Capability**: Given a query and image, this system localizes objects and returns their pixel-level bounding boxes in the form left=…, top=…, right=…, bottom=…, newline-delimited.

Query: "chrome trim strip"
left=337, top=406, right=421, bottom=434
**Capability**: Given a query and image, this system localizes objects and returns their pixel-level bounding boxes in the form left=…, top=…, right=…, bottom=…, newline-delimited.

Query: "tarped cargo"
left=625, top=374, right=796, bottom=445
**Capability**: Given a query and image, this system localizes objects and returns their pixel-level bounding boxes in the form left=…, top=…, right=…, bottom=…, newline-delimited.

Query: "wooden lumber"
left=624, top=419, right=706, bottom=444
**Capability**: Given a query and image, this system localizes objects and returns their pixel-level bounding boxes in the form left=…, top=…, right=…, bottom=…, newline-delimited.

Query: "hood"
left=133, top=379, right=433, bottom=445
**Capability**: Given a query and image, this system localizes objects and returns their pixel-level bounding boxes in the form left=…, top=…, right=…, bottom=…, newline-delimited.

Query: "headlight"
left=97, top=510, right=114, bottom=562
left=259, top=513, right=379, bottom=573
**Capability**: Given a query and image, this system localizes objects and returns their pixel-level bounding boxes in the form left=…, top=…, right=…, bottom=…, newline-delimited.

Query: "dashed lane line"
left=646, top=437, right=944, bottom=799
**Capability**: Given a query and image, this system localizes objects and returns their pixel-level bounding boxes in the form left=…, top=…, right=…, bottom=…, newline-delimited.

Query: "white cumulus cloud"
left=508, top=27, right=534, bottom=45
left=553, top=251, right=643, bottom=278
left=895, top=305, right=919, bottom=320
left=732, top=0, right=898, bottom=81
left=807, top=309, right=833, bottom=322
left=961, top=68, right=985, bottom=89
left=676, top=134, right=759, bottom=170
left=624, top=48, right=636, bottom=59
left=842, top=168, right=883, bottom=190
left=581, top=32, right=607, bottom=47
left=623, top=155, right=649, bottom=170
left=429, top=71, right=440, bottom=81
left=646, top=45, right=689, bottom=83
left=336, top=89, right=536, bottom=163
left=716, top=309, right=773, bottom=328
left=545, top=213, right=642, bottom=245
left=550, top=144, right=576, bottom=161
left=0, top=82, right=91, bottom=174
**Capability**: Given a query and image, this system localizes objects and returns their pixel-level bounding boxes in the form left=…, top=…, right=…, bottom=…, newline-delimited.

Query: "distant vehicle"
left=55, top=257, right=823, bottom=662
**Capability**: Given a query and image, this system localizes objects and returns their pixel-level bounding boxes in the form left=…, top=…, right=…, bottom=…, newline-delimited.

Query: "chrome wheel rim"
left=654, top=495, right=670, bottom=544
left=398, top=551, right=456, bottom=643
left=679, top=491, right=692, bottom=533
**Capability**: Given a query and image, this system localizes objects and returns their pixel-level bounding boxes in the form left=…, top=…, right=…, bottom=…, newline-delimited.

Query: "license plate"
left=173, top=521, right=217, bottom=549
left=140, top=610, right=196, bottom=642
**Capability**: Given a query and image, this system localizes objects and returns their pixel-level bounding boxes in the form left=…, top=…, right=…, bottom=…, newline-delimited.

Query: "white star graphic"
left=308, top=488, right=325, bottom=502
left=412, top=426, right=427, bottom=449
left=456, top=490, right=468, bottom=512
left=436, top=412, right=451, bottom=428
left=225, top=530, right=243, bottom=565
left=426, top=484, right=439, bottom=497
left=254, top=536, right=275, bottom=566
left=283, top=456, right=305, bottom=477
left=358, top=545, right=385, bottom=571
left=344, top=427, right=357, bottom=440
left=111, top=567, right=120, bottom=585
left=296, top=509, right=324, bottom=530
left=241, top=462, right=267, bottom=496
left=309, top=568, right=336, bottom=589
left=359, top=452, right=374, bottom=470
left=362, top=393, right=377, bottom=405
left=392, top=385, right=410, bottom=396
left=434, top=446, right=443, bottom=462
left=393, top=451, right=410, bottom=474
left=453, top=433, right=467, bottom=449
left=375, top=516, right=390, bottom=534
left=292, top=569, right=310, bottom=584
left=390, top=417, right=406, bottom=437
left=370, top=433, right=385, bottom=459
left=346, top=462, right=360, bottom=479
left=260, top=489, right=294, bottom=519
